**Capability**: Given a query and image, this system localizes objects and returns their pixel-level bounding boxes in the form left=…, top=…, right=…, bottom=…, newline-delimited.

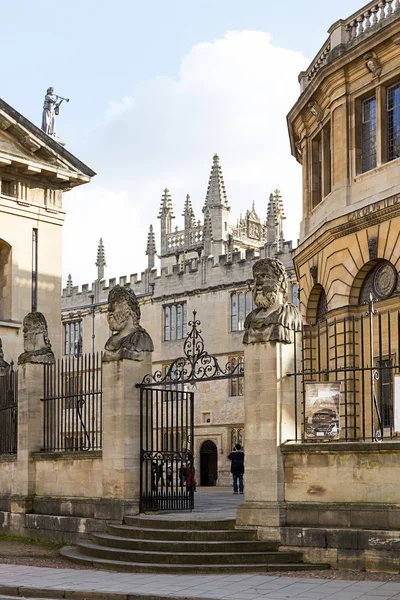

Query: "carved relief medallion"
left=373, top=263, right=397, bottom=300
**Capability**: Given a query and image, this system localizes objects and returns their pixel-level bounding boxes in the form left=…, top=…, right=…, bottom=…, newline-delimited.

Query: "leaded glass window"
left=362, top=96, right=377, bottom=172
left=163, top=303, right=187, bottom=341
left=388, top=83, right=400, bottom=162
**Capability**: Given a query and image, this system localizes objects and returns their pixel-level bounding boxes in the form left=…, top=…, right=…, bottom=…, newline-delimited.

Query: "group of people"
left=150, top=444, right=244, bottom=494
left=151, top=461, right=196, bottom=491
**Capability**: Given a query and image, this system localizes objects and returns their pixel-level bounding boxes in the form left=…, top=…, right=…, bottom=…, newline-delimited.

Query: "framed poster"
left=304, top=381, right=341, bottom=441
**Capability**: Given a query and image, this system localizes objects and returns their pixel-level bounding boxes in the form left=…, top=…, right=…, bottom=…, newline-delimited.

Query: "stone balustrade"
left=346, top=0, right=399, bottom=41
left=299, top=0, right=400, bottom=92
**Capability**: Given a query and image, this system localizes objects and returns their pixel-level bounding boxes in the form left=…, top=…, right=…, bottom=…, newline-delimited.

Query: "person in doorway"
left=228, top=443, right=244, bottom=494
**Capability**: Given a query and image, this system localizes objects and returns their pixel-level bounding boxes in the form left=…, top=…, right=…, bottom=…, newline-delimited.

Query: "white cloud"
left=63, top=30, right=308, bottom=287
left=103, top=95, right=135, bottom=123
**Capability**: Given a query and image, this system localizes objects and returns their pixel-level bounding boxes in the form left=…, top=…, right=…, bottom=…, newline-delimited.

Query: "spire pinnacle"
left=158, top=188, right=175, bottom=219
left=266, top=190, right=286, bottom=250
left=205, top=153, right=228, bottom=208
left=146, top=224, right=157, bottom=269
left=183, top=193, right=196, bottom=227
left=95, top=238, right=106, bottom=280
left=66, top=273, right=73, bottom=296
left=202, top=207, right=213, bottom=257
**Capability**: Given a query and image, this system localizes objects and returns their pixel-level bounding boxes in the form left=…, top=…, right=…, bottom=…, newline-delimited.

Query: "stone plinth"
left=236, top=341, right=299, bottom=540
left=102, top=355, right=152, bottom=516
left=12, top=363, right=44, bottom=513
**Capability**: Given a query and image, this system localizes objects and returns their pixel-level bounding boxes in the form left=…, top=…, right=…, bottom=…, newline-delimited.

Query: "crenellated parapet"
left=62, top=242, right=295, bottom=310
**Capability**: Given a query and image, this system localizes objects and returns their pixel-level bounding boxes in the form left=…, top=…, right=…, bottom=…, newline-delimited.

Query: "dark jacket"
left=228, top=450, right=244, bottom=475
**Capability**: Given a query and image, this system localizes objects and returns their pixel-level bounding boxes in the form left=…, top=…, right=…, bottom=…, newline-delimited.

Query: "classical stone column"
left=236, top=258, right=302, bottom=541
left=101, top=286, right=154, bottom=518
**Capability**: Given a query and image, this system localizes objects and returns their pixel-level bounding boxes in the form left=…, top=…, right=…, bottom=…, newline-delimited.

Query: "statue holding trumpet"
left=41, top=87, right=69, bottom=137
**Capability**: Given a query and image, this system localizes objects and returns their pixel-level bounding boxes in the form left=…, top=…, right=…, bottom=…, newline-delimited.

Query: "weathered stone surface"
left=243, top=258, right=302, bottom=345
left=103, top=286, right=153, bottom=362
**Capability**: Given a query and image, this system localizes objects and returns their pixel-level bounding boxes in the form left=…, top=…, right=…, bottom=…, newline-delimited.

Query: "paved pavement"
left=0, top=490, right=398, bottom=600
left=1, top=565, right=400, bottom=600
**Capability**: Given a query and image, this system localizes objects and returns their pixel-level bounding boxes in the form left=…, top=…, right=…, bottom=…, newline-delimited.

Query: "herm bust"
left=103, top=285, right=154, bottom=362
left=243, top=258, right=302, bottom=345
left=18, top=312, right=55, bottom=365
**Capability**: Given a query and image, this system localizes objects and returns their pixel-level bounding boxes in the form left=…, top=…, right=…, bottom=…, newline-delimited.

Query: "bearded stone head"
left=252, top=258, right=288, bottom=309
left=107, top=286, right=140, bottom=333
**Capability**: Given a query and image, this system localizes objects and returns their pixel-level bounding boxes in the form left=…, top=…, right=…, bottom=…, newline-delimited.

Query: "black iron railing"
left=42, top=353, right=102, bottom=452
left=0, top=361, right=17, bottom=455
left=289, top=305, right=400, bottom=442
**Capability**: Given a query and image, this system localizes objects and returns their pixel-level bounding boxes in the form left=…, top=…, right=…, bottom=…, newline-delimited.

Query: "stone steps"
left=107, top=524, right=258, bottom=541
left=92, top=533, right=278, bottom=553
left=60, top=516, right=331, bottom=574
left=75, top=539, right=304, bottom=565
left=60, top=545, right=329, bottom=574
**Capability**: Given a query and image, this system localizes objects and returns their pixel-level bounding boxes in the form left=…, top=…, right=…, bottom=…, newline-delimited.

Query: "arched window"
left=316, top=289, right=328, bottom=323
left=245, top=291, right=252, bottom=315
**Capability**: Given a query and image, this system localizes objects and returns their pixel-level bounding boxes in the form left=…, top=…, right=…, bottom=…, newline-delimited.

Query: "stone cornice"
left=294, top=193, right=400, bottom=268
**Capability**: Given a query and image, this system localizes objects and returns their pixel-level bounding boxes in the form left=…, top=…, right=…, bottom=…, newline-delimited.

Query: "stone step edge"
left=97, top=533, right=278, bottom=547
left=126, top=517, right=236, bottom=529
left=78, top=539, right=302, bottom=559
left=112, top=525, right=251, bottom=534
left=61, top=546, right=329, bottom=572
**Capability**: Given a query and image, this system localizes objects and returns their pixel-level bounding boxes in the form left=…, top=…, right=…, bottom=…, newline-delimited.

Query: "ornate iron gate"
left=140, top=387, right=194, bottom=511
left=138, top=311, right=244, bottom=512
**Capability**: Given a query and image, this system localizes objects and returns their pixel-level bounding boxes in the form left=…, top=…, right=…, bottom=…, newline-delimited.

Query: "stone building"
left=61, top=154, right=297, bottom=486
left=0, top=98, right=94, bottom=360
left=278, top=0, right=400, bottom=571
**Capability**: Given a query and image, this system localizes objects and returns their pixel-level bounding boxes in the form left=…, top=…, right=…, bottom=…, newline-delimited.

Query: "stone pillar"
left=102, top=356, right=152, bottom=516
left=236, top=341, right=299, bottom=540
left=12, top=363, right=44, bottom=515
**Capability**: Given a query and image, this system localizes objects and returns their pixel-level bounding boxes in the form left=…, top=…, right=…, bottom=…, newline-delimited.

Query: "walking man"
left=228, top=443, right=244, bottom=494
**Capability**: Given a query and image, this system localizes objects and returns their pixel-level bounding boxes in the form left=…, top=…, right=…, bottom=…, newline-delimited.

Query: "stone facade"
left=0, top=98, right=94, bottom=361
left=279, top=0, right=400, bottom=572
left=61, top=154, right=297, bottom=487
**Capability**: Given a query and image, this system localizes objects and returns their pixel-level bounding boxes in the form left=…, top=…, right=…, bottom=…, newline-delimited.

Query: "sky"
left=3, top=0, right=365, bottom=287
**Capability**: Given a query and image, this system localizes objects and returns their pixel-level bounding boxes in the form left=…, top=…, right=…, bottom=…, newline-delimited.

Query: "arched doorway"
left=200, top=440, right=218, bottom=487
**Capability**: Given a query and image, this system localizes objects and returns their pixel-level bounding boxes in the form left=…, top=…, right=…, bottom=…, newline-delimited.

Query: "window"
left=231, top=428, right=244, bottom=450
left=1, top=179, right=15, bottom=197
left=378, top=358, right=393, bottom=429
left=291, top=283, right=299, bottom=307
left=361, top=96, right=377, bottom=172
left=229, top=356, right=244, bottom=396
left=311, top=123, right=331, bottom=208
left=387, top=83, right=400, bottom=162
left=163, top=303, right=186, bottom=341
left=64, top=321, right=82, bottom=356
left=163, top=363, right=184, bottom=392
left=231, top=291, right=252, bottom=332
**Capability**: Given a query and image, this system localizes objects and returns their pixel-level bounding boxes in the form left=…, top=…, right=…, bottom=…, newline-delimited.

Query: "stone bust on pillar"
left=243, top=258, right=302, bottom=345
left=103, top=285, right=154, bottom=362
left=18, top=312, right=55, bottom=365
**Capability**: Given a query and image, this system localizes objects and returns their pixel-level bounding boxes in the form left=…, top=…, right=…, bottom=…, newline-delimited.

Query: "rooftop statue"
left=41, top=87, right=69, bottom=136
left=103, top=286, right=154, bottom=362
left=243, top=258, right=302, bottom=345
left=18, top=312, right=55, bottom=365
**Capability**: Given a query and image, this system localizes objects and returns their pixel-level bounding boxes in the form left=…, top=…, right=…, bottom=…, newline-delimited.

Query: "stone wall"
left=33, top=453, right=103, bottom=497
